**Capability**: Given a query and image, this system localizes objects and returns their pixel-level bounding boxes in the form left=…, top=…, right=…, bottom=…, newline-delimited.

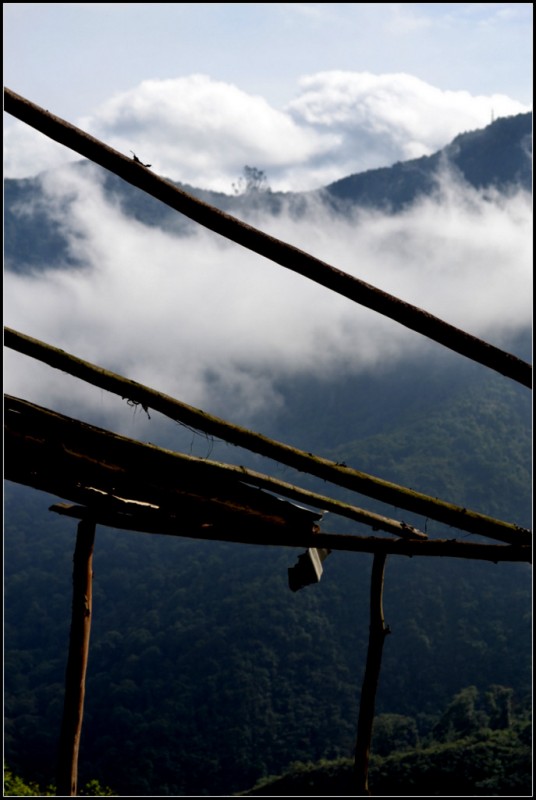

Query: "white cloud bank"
left=4, top=72, right=530, bottom=191
left=4, top=161, right=531, bottom=434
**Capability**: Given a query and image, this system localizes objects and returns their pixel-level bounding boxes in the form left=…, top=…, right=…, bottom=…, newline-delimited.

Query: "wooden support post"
left=56, top=518, right=96, bottom=796
left=353, top=553, right=390, bottom=796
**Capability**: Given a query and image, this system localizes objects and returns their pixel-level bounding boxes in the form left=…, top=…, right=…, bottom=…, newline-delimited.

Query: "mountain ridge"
left=4, top=111, right=532, bottom=271
left=322, top=111, right=532, bottom=211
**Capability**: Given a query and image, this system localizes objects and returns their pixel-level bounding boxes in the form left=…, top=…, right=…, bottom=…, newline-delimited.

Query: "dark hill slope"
left=323, top=112, right=532, bottom=211
left=4, top=343, right=532, bottom=795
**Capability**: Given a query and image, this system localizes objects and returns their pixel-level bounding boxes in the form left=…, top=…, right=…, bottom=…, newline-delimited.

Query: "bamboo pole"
left=4, top=88, right=531, bottom=389
left=56, top=518, right=96, bottom=797
left=4, top=335, right=531, bottom=546
left=353, top=554, right=390, bottom=795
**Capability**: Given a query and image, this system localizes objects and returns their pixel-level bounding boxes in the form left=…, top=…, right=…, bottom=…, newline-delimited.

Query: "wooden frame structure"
left=4, top=87, right=532, bottom=796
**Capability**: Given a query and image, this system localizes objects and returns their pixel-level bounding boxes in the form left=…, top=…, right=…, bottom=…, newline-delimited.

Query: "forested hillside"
left=4, top=350, right=531, bottom=795
left=243, top=686, right=532, bottom=796
left=4, top=113, right=532, bottom=796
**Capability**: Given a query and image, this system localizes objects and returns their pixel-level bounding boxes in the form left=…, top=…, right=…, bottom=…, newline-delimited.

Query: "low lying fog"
left=4, top=162, right=531, bottom=438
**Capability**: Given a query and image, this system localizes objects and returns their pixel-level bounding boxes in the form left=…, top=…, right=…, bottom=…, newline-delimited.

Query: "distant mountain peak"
left=322, top=112, right=532, bottom=212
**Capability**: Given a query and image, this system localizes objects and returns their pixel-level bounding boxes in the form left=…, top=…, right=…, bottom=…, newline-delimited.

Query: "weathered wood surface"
left=4, top=395, right=321, bottom=540
left=4, top=385, right=426, bottom=540
left=4, top=88, right=531, bottom=389
left=4, top=394, right=530, bottom=561
left=4, top=336, right=531, bottom=546
left=48, top=503, right=530, bottom=563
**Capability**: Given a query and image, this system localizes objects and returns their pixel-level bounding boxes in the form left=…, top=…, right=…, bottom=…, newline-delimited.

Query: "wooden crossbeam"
left=4, top=389, right=428, bottom=540
left=4, top=396, right=321, bottom=540
left=4, top=336, right=531, bottom=546
left=4, top=394, right=530, bottom=561
left=48, top=504, right=530, bottom=563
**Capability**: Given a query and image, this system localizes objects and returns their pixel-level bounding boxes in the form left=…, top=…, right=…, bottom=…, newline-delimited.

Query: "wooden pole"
left=56, top=518, right=96, bottom=796
left=354, top=553, right=390, bottom=795
left=3, top=88, right=531, bottom=389
left=49, top=504, right=531, bottom=563
left=4, top=344, right=531, bottom=546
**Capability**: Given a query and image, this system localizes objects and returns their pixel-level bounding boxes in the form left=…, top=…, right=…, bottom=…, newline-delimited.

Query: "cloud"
left=5, top=72, right=530, bottom=191
left=286, top=71, right=530, bottom=176
left=4, top=162, right=531, bottom=435
left=77, top=75, right=338, bottom=193
left=3, top=118, right=81, bottom=179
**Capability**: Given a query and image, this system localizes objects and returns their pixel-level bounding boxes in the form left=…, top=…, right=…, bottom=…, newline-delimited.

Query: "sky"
left=3, top=3, right=533, bottom=190
left=3, top=3, right=533, bottom=446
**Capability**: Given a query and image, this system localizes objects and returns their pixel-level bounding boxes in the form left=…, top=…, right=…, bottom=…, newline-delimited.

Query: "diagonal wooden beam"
left=4, top=87, right=531, bottom=388
left=4, top=334, right=531, bottom=545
